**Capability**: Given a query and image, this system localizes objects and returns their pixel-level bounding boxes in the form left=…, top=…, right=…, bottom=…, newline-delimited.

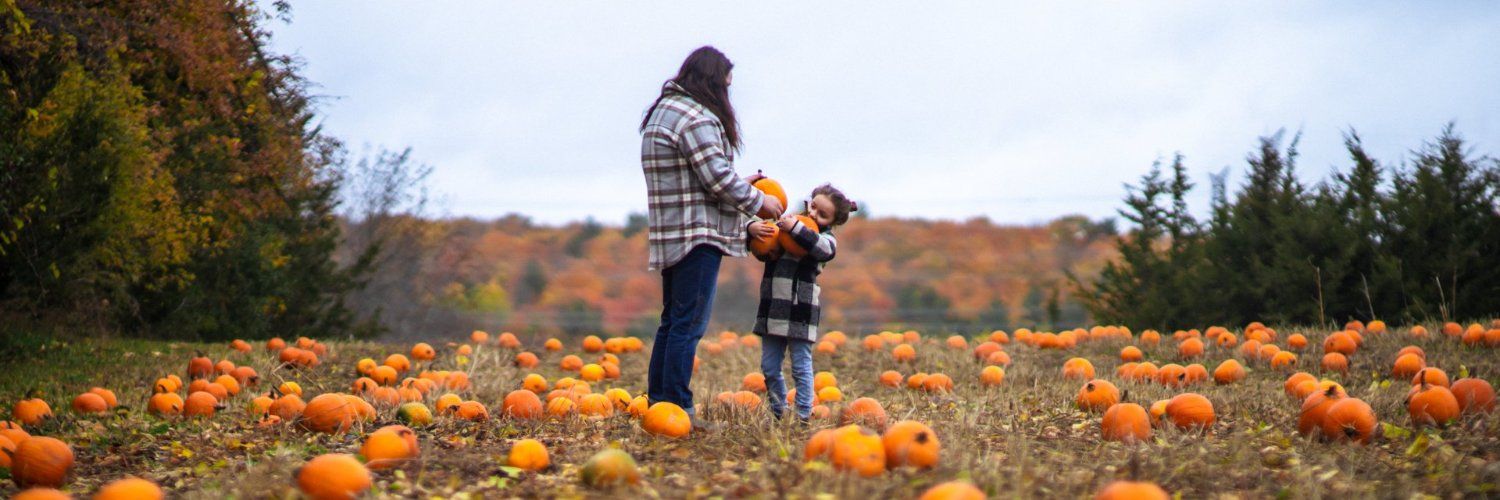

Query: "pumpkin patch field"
left=2, top=322, right=1499, bottom=498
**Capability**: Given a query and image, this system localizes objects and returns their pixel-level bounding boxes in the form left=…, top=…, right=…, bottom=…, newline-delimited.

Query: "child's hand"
left=776, top=214, right=798, bottom=231
left=749, top=220, right=777, bottom=239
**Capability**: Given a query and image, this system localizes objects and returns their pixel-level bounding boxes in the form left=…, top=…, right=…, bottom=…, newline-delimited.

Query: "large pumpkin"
left=1451, top=378, right=1496, bottom=413
left=10, top=436, right=73, bottom=488
left=1101, top=403, right=1152, bottom=443
left=641, top=402, right=691, bottom=437
left=1075, top=380, right=1120, bottom=413
left=1164, top=393, right=1215, bottom=430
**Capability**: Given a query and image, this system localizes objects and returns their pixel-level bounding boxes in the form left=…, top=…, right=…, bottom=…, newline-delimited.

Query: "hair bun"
left=849, top=201, right=859, bottom=212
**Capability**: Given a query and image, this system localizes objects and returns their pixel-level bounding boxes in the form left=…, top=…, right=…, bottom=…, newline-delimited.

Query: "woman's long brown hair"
left=641, top=46, right=741, bottom=152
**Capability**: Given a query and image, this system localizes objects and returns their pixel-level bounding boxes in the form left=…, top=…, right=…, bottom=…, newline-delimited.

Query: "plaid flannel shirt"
left=640, top=82, right=765, bottom=271
left=752, top=220, right=838, bottom=342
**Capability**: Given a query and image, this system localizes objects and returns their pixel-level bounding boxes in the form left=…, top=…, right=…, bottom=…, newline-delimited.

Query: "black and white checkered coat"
left=751, top=220, right=838, bottom=342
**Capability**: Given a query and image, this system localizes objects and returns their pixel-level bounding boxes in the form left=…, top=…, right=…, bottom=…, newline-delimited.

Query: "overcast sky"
left=266, top=2, right=1499, bottom=226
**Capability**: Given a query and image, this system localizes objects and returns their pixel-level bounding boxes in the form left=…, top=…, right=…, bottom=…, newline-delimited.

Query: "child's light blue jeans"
left=760, top=335, right=815, bottom=419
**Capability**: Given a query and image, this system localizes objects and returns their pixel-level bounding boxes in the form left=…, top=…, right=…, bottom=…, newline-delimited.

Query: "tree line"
left=1, top=1, right=378, bottom=340
left=1074, top=126, right=1500, bottom=330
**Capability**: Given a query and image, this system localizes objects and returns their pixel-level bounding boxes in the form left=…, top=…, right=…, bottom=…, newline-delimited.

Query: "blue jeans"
left=761, top=335, right=814, bottom=419
left=648, top=245, right=722, bottom=416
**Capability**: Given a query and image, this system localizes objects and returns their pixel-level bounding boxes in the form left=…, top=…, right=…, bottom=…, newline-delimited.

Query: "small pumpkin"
left=187, top=355, right=214, bottom=380
left=1119, top=346, right=1143, bottom=362
left=840, top=397, right=888, bottom=429
left=1062, top=357, right=1095, bottom=380
left=456, top=401, right=490, bottom=421
left=1096, top=481, right=1170, bottom=500
left=880, top=370, right=904, bottom=388
left=410, top=342, right=436, bottom=361
left=1076, top=380, right=1121, bottom=413
left=1392, top=353, right=1426, bottom=379
left=94, top=477, right=163, bottom=500
left=891, top=343, right=916, bottom=362
left=396, top=402, right=434, bottom=426
left=508, top=439, right=550, bottom=471
left=1412, top=368, right=1449, bottom=388
left=918, top=481, right=985, bottom=500
left=296, top=454, right=371, bottom=500
left=920, top=373, right=953, bottom=394
left=1101, top=403, right=1151, bottom=443
left=1177, top=337, right=1205, bottom=359
left=980, top=366, right=1005, bottom=386
left=183, top=391, right=220, bottom=418
left=514, top=352, right=540, bottom=369
left=361, top=427, right=419, bottom=470
left=578, top=393, right=615, bottom=418
left=560, top=355, right=584, bottom=372
left=1321, top=352, right=1349, bottom=373
left=1298, top=385, right=1346, bottom=436
left=1213, top=359, right=1246, bottom=384
left=1323, top=332, right=1357, bottom=355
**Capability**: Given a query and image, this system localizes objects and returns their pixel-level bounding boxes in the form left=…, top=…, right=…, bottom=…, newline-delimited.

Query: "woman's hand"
left=749, top=220, right=777, bottom=240
left=745, top=170, right=766, bottom=185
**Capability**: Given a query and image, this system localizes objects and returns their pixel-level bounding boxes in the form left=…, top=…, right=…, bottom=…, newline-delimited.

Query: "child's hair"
left=812, top=183, right=858, bottom=227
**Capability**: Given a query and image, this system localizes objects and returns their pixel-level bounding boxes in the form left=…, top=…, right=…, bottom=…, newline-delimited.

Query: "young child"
left=747, top=183, right=858, bottom=421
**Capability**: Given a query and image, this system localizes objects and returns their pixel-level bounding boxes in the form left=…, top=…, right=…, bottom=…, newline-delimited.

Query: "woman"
left=639, top=46, right=783, bottom=426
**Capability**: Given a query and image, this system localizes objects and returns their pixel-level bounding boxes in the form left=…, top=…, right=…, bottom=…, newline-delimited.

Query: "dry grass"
left=3, top=322, right=1499, bottom=498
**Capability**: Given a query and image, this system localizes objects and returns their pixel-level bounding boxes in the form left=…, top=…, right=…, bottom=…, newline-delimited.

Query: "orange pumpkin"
left=1321, top=352, right=1349, bottom=373
left=269, top=394, right=306, bottom=421
left=1177, top=337, right=1205, bottom=359
left=920, top=373, right=953, bottom=394
left=578, top=393, right=615, bottom=418
left=1320, top=397, right=1376, bottom=444
left=1392, top=353, right=1426, bottom=379
left=582, top=335, right=604, bottom=353
left=1101, top=403, right=1151, bottom=443
left=1213, top=359, right=1246, bottom=385
left=1287, top=333, right=1308, bottom=351
left=187, top=355, right=214, bottom=380
left=972, top=341, right=1002, bottom=361
left=301, top=394, right=357, bottom=433
left=919, top=481, right=985, bottom=500
left=361, top=426, right=419, bottom=470
left=410, top=342, right=436, bottom=361
left=980, top=366, right=1005, bottom=386
left=882, top=420, right=939, bottom=469
left=183, top=391, right=220, bottom=418
left=891, top=343, right=916, bottom=362
left=1119, top=346, right=1143, bottom=362
left=829, top=425, right=886, bottom=477
left=1407, top=383, right=1460, bottom=427
left=1323, top=332, right=1357, bottom=355
left=1156, top=364, right=1188, bottom=388
left=384, top=354, right=411, bottom=373
left=456, top=401, right=490, bottom=421
left=752, top=177, right=788, bottom=213
left=296, top=454, right=371, bottom=500
left=840, top=397, right=888, bottom=429
left=906, top=372, right=929, bottom=390
left=10, top=436, right=73, bottom=488
left=13, top=399, right=52, bottom=426
left=266, top=337, right=287, bottom=351
left=1451, top=378, right=1496, bottom=413
left=1270, top=351, right=1298, bottom=371
left=148, top=393, right=184, bottom=418
left=880, top=370, right=904, bottom=388
left=1076, top=380, right=1120, bottom=413
left=93, top=477, right=162, bottom=500
left=1096, top=481, right=1170, bottom=500
left=1164, top=393, right=1215, bottom=430
left=1062, top=357, right=1095, bottom=380
left=1298, top=385, right=1346, bottom=436
left=507, top=439, right=550, bottom=472
left=777, top=215, right=820, bottom=258
left=497, top=332, right=521, bottom=348
left=641, top=402, right=691, bottom=437
left=560, top=355, right=584, bottom=372
left=70, top=393, right=108, bottom=415
left=1412, top=368, right=1449, bottom=388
